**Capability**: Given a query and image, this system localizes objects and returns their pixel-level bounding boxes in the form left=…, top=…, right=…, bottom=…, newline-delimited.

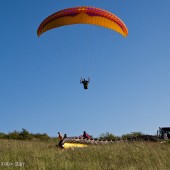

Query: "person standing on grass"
left=58, top=132, right=63, bottom=140
left=58, top=132, right=64, bottom=148
left=83, top=131, right=91, bottom=139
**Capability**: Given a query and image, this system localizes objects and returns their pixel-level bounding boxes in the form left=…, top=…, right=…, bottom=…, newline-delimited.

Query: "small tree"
left=19, top=128, right=31, bottom=140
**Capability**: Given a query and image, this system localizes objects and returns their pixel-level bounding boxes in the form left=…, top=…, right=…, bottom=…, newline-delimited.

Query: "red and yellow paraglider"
left=37, top=6, right=128, bottom=90
left=37, top=6, right=128, bottom=37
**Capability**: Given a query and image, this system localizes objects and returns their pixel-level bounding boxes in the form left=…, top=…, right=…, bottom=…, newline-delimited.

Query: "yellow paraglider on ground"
left=63, top=142, right=88, bottom=149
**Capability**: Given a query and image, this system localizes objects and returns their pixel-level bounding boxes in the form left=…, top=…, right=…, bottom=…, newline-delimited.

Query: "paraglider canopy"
left=37, top=6, right=128, bottom=37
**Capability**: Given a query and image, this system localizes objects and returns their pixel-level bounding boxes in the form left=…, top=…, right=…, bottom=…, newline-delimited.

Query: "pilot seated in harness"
left=80, top=78, right=90, bottom=90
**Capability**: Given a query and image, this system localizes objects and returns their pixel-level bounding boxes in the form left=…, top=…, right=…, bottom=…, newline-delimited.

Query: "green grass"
left=0, top=139, right=170, bottom=170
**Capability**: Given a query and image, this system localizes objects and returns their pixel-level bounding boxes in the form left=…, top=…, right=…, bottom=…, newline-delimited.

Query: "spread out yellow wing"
left=37, top=6, right=128, bottom=37
left=63, top=142, right=88, bottom=149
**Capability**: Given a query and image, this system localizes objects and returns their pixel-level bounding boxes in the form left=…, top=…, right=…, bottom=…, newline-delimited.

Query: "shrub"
left=31, top=133, right=50, bottom=141
left=99, top=132, right=118, bottom=140
left=122, top=131, right=143, bottom=139
left=0, top=132, right=7, bottom=139
left=7, top=130, right=20, bottom=140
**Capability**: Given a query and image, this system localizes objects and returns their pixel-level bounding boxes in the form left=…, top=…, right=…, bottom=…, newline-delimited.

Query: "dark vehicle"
left=157, top=127, right=170, bottom=139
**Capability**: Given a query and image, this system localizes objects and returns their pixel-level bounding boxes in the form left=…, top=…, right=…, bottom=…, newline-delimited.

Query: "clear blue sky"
left=1, top=1, right=170, bottom=137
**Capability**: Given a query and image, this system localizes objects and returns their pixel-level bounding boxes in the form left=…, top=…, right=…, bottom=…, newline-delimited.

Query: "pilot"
left=80, top=78, right=90, bottom=89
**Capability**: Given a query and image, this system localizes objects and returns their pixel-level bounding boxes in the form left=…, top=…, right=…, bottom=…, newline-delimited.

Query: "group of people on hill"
left=57, top=131, right=91, bottom=148
left=58, top=131, right=91, bottom=140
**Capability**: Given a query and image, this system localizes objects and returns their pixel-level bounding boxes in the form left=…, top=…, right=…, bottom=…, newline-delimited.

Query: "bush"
left=31, top=133, right=50, bottom=141
left=99, top=132, right=118, bottom=140
left=7, top=130, right=20, bottom=140
left=122, top=131, right=143, bottom=139
left=0, top=132, right=7, bottom=139
left=0, top=129, right=50, bottom=141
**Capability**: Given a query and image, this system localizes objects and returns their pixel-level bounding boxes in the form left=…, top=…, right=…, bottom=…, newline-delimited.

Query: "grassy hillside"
left=0, top=139, right=170, bottom=170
